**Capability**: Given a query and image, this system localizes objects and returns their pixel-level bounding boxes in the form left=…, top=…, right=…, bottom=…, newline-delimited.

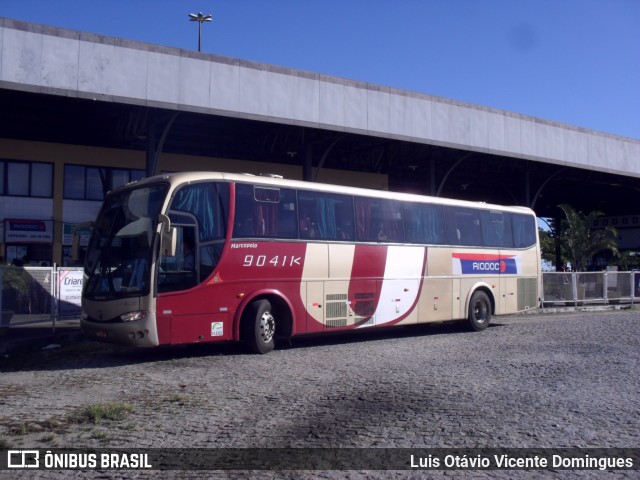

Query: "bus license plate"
left=95, top=329, right=108, bottom=339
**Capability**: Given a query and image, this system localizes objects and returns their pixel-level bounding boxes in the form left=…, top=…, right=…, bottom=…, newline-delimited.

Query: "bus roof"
left=129, top=171, right=536, bottom=216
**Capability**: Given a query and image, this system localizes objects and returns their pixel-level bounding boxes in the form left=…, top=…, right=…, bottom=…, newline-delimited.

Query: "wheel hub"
left=474, top=303, right=487, bottom=322
left=260, top=311, right=275, bottom=342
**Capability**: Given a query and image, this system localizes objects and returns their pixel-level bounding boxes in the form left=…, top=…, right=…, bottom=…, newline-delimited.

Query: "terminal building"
left=1, top=17, right=639, bottom=267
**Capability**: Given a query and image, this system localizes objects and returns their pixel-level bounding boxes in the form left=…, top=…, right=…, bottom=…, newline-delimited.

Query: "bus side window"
left=355, top=197, right=403, bottom=243
left=512, top=213, right=536, bottom=248
left=481, top=210, right=513, bottom=248
left=446, top=207, right=481, bottom=246
left=298, top=190, right=354, bottom=241
left=404, top=203, right=445, bottom=244
left=233, top=184, right=298, bottom=239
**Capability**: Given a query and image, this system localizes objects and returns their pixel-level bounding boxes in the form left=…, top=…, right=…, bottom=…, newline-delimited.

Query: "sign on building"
left=4, top=219, right=53, bottom=243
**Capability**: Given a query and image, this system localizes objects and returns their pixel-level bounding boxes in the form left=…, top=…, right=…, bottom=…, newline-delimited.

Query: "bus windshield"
left=84, top=183, right=169, bottom=300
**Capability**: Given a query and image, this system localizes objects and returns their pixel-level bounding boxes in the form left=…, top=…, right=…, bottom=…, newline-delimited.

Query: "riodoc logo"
left=7, top=450, right=39, bottom=468
left=452, top=253, right=519, bottom=275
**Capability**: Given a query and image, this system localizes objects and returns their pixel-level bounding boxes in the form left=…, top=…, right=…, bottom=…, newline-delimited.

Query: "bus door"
left=158, top=221, right=230, bottom=344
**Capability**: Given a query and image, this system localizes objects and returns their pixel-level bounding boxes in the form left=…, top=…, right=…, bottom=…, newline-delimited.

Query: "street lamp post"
left=188, top=12, right=213, bottom=52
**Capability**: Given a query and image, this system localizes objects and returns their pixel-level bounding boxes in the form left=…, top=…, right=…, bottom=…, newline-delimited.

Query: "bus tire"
left=467, top=290, right=491, bottom=331
left=244, top=299, right=276, bottom=354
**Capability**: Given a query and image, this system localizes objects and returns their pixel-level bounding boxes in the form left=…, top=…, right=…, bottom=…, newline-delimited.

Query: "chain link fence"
left=0, top=266, right=83, bottom=333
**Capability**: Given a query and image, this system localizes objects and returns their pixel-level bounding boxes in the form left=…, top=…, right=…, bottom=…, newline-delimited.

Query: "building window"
left=31, top=163, right=53, bottom=197
left=64, top=165, right=85, bottom=199
left=0, top=160, right=53, bottom=197
left=63, top=165, right=145, bottom=200
left=8, top=162, right=29, bottom=196
left=112, top=169, right=129, bottom=190
left=86, top=168, right=104, bottom=200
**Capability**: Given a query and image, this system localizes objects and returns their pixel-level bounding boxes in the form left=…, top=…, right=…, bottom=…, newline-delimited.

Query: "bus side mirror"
left=71, top=221, right=94, bottom=262
left=158, top=214, right=177, bottom=257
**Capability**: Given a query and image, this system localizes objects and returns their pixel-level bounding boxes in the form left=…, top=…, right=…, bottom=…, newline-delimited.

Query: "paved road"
left=1, top=310, right=638, bottom=478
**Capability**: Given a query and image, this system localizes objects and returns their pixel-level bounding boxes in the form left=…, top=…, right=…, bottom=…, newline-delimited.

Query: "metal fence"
left=0, top=266, right=83, bottom=332
left=2, top=266, right=638, bottom=333
left=541, top=271, right=640, bottom=307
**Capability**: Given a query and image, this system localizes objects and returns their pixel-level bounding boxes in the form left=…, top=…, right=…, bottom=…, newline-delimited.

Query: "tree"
left=613, top=250, right=640, bottom=271
left=558, top=204, right=619, bottom=271
left=538, top=217, right=565, bottom=270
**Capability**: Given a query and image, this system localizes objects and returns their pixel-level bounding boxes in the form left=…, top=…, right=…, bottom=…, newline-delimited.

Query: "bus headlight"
left=120, top=311, right=148, bottom=322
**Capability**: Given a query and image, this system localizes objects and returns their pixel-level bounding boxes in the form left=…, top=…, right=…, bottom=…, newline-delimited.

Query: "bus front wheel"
left=244, top=299, right=276, bottom=354
left=467, top=291, right=491, bottom=331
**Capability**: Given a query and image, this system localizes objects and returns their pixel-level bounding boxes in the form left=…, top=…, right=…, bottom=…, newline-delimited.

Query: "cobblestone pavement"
left=1, top=310, right=638, bottom=479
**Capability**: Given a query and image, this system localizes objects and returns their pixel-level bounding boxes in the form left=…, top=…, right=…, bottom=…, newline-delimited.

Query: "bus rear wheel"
left=244, top=299, right=276, bottom=354
left=467, top=291, right=491, bottom=331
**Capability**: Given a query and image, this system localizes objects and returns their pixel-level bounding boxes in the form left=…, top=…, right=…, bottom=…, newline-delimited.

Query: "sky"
left=1, top=0, right=639, bottom=140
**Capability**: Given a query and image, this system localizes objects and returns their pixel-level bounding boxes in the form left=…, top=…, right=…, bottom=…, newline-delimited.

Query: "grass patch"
left=7, top=401, right=134, bottom=437
left=0, top=436, right=10, bottom=449
left=166, top=394, right=188, bottom=405
left=67, top=402, right=134, bottom=425
left=40, top=432, right=56, bottom=443
left=90, top=428, right=108, bottom=440
left=7, top=423, right=38, bottom=435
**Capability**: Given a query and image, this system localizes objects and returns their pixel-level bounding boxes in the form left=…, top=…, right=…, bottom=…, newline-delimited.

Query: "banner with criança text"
left=2, top=448, right=638, bottom=471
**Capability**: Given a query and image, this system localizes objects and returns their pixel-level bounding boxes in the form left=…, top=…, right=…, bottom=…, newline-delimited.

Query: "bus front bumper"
left=81, top=314, right=160, bottom=347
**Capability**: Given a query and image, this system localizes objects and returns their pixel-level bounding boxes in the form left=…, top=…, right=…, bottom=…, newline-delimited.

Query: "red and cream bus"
left=80, top=172, right=540, bottom=353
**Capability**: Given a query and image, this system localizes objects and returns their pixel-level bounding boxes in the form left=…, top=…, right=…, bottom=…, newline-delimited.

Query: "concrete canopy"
left=1, top=17, right=639, bottom=221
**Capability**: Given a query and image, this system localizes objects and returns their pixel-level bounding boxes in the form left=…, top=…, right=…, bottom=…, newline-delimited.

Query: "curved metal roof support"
left=303, top=143, right=313, bottom=181
left=312, top=135, right=344, bottom=182
left=530, top=169, right=565, bottom=211
left=523, top=166, right=531, bottom=206
left=435, top=153, right=473, bottom=197
left=146, top=111, right=180, bottom=177
left=504, top=186, right=520, bottom=205
left=429, top=158, right=436, bottom=196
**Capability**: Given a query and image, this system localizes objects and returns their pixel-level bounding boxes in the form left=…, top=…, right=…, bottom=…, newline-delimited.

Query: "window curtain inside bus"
left=405, top=204, right=444, bottom=244
left=356, top=198, right=403, bottom=242
left=254, top=203, right=278, bottom=236
left=315, top=197, right=337, bottom=239
left=380, top=201, right=401, bottom=242
left=170, top=183, right=227, bottom=242
left=425, top=207, right=443, bottom=243
left=355, top=199, right=372, bottom=241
